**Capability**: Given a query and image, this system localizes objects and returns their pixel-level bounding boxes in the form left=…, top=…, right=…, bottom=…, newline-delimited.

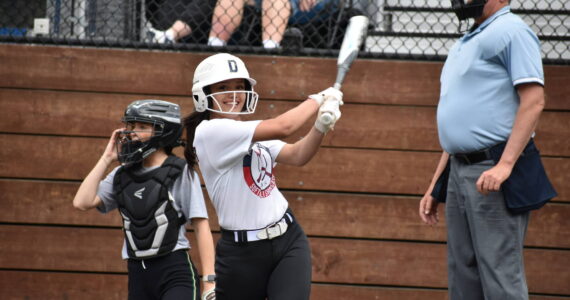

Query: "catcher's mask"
left=192, top=53, right=259, bottom=115
left=451, top=0, right=487, bottom=21
left=117, top=99, right=183, bottom=166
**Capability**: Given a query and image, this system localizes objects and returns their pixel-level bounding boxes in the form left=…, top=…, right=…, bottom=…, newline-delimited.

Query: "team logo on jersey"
left=134, top=187, right=145, bottom=199
left=243, top=143, right=276, bottom=198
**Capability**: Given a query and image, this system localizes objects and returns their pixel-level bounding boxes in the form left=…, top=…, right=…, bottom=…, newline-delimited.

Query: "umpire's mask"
left=451, top=0, right=487, bottom=20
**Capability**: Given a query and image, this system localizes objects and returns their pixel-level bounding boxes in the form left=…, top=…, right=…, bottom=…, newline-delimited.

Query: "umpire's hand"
left=419, top=192, right=439, bottom=225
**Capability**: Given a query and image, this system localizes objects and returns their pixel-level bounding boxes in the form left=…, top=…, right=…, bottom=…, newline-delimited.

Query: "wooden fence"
left=0, top=44, right=569, bottom=299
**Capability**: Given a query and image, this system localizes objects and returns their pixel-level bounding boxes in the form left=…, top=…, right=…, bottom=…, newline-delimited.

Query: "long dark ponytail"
left=183, top=110, right=210, bottom=169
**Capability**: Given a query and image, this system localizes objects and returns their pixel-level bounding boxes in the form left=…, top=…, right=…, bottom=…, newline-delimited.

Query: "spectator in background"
left=208, top=0, right=338, bottom=48
left=145, top=0, right=216, bottom=43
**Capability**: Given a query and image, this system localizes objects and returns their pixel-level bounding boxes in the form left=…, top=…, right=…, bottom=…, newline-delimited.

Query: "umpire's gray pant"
left=446, top=157, right=530, bottom=300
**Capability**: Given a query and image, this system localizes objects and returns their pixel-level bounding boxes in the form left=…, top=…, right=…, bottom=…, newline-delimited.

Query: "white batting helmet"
left=192, top=53, right=258, bottom=114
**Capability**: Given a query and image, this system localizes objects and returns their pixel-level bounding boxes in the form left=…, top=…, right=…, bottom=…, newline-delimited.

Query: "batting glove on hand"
left=308, top=87, right=343, bottom=106
left=202, top=288, right=215, bottom=300
left=314, top=98, right=342, bottom=133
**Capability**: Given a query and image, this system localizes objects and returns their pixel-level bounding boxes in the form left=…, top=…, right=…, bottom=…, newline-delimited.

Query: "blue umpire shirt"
left=437, top=6, right=544, bottom=154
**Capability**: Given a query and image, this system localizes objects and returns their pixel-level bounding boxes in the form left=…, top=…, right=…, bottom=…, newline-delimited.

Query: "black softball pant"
left=127, top=250, right=200, bottom=300
left=215, top=221, right=312, bottom=300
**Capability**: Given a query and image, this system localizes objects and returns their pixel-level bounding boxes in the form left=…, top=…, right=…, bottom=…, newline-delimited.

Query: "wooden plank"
left=0, top=271, right=565, bottom=300
left=0, top=88, right=191, bottom=137
left=544, top=65, right=570, bottom=111
left=289, top=191, right=570, bottom=248
left=525, top=203, right=570, bottom=248
left=311, top=239, right=570, bottom=295
left=0, top=271, right=445, bottom=300
left=312, top=284, right=449, bottom=300
left=0, top=179, right=122, bottom=227
left=1, top=134, right=569, bottom=200
left=0, top=225, right=127, bottom=272
left=0, top=45, right=201, bottom=97
left=3, top=179, right=569, bottom=248
left=1, top=45, right=568, bottom=109
left=531, top=296, right=570, bottom=300
left=0, top=134, right=108, bottom=180
left=247, top=56, right=446, bottom=107
left=0, top=270, right=128, bottom=300
left=533, top=111, right=570, bottom=157
left=1, top=225, right=568, bottom=295
left=312, top=284, right=569, bottom=300
left=524, top=248, right=570, bottom=296
left=3, top=88, right=567, bottom=156
left=277, top=149, right=569, bottom=201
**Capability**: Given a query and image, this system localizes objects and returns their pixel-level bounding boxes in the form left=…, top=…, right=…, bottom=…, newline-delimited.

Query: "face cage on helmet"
left=116, top=119, right=165, bottom=166
left=451, top=0, right=487, bottom=21
left=205, top=90, right=259, bottom=115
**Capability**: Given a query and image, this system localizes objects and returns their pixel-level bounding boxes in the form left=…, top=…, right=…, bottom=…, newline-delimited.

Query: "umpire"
left=419, top=0, right=557, bottom=299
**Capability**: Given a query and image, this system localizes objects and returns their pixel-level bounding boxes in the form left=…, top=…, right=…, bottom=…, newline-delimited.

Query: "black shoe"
left=281, top=27, right=303, bottom=54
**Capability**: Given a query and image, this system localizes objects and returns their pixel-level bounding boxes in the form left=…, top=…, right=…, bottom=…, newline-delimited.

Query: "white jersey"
left=194, top=118, right=287, bottom=230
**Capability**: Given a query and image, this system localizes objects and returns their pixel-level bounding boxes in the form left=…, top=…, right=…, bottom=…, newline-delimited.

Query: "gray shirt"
left=97, top=163, right=208, bottom=259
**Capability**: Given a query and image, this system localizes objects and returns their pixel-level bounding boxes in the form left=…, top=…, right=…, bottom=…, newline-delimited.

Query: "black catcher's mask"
left=117, top=99, right=183, bottom=166
left=451, top=0, right=487, bottom=20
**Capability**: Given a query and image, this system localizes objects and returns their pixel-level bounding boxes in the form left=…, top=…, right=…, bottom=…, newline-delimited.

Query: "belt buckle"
left=257, top=220, right=287, bottom=240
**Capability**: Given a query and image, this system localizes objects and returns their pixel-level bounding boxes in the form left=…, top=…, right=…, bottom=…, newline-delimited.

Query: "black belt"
left=220, top=209, right=295, bottom=244
left=453, top=142, right=506, bottom=165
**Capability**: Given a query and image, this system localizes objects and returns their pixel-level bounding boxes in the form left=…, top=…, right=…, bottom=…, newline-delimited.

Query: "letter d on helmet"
left=192, top=53, right=258, bottom=113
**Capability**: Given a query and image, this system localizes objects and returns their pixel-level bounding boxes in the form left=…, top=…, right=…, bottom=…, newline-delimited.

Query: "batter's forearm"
left=253, top=99, right=319, bottom=142
left=293, top=127, right=325, bottom=166
left=274, top=99, right=320, bottom=135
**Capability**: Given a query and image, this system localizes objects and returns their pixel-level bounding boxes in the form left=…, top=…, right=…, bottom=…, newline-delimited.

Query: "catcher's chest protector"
left=114, top=156, right=186, bottom=259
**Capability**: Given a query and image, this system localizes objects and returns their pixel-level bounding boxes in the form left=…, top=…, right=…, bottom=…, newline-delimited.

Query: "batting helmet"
left=191, top=53, right=259, bottom=114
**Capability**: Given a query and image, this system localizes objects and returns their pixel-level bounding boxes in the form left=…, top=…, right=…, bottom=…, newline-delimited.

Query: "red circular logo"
left=243, top=143, right=276, bottom=198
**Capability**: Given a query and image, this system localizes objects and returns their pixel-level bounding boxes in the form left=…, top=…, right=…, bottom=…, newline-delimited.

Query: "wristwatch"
left=202, top=274, right=216, bottom=282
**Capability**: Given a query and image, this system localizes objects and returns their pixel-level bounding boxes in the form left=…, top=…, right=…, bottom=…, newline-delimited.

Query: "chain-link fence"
left=1, top=0, right=568, bottom=64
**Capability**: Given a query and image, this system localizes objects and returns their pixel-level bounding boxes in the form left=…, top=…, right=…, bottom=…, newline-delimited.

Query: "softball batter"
left=184, top=53, right=342, bottom=300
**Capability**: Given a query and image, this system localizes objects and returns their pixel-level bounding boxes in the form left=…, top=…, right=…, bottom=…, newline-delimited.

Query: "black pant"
left=215, top=220, right=312, bottom=300
left=127, top=250, right=200, bottom=300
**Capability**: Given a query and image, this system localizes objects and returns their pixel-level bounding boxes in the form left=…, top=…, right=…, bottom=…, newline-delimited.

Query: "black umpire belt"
left=453, top=142, right=505, bottom=165
left=221, top=211, right=294, bottom=243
